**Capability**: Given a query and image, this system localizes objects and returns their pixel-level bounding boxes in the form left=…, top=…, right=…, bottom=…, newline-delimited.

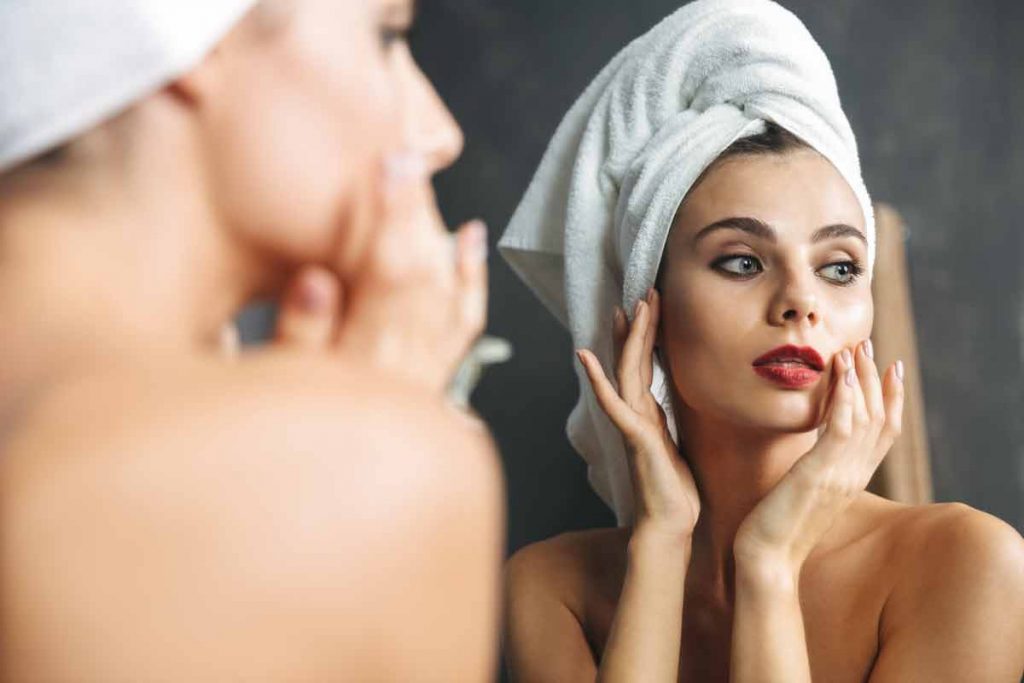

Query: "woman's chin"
left=746, top=390, right=824, bottom=432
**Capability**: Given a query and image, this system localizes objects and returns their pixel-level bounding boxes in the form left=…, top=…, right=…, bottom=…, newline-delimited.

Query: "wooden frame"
left=866, top=203, right=934, bottom=504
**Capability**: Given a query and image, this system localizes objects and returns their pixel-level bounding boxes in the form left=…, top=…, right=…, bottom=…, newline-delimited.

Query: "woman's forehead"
left=674, top=150, right=866, bottom=243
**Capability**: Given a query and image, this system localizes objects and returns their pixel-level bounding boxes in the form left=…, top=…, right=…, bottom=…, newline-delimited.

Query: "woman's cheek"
left=829, top=290, right=874, bottom=344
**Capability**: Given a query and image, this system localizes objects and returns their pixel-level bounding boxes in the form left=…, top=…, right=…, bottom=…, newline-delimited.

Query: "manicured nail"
left=864, top=339, right=874, bottom=359
left=841, top=348, right=852, bottom=365
left=634, top=300, right=645, bottom=317
left=465, top=220, right=488, bottom=263
left=846, top=368, right=856, bottom=386
left=895, top=360, right=905, bottom=381
left=297, top=271, right=330, bottom=312
left=384, top=152, right=427, bottom=189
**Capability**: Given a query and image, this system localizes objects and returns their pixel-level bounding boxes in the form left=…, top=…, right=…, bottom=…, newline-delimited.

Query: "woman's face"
left=201, top=0, right=461, bottom=284
left=658, top=149, right=872, bottom=433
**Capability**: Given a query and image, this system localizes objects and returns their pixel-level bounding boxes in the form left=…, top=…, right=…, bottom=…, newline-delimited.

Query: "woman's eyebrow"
left=692, top=216, right=867, bottom=245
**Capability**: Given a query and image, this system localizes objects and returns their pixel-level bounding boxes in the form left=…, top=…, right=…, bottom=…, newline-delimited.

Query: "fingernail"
left=841, top=349, right=852, bottom=365
left=646, top=287, right=655, bottom=302
left=634, top=300, right=645, bottom=317
left=297, top=271, right=330, bottom=313
left=384, top=152, right=427, bottom=189
left=846, top=368, right=856, bottom=386
left=614, top=307, right=625, bottom=325
left=895, top=360, right=904, bottom=381
left=466, top=220, right=488, bottom=263
left=864, top=339, right=874, bottom=359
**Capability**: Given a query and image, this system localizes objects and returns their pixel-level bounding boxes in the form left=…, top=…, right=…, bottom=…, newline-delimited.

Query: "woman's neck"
left=0, top=167, right=271, bottom=413
left=674, top=406, right=818, bottom=604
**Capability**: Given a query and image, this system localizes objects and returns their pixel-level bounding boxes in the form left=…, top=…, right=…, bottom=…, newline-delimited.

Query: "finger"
left=219, top=321, right=241, bottom=360
left=640, top=288, right=659, bottom=390
left=577, top=349, right=635, bottom=432
left=611, top=306, right=628, bottom=370
left=383, top=152, right=431, bottom=224
left=454, top=219, right=489, bottom=340
left=367, top=153, right=437, bottom=280
left=817, top=350, right=842, bottom=434
left=856, top=339, right=885, bottom=434
left=617, top=300, right=649, bottom=404
left=877, top=361, right=905, bottom=460
left=824, top=348, right=854, bottom=440
left=274, top=266, right=340, bottom=350
left=845, top=344, right=869, bottom=431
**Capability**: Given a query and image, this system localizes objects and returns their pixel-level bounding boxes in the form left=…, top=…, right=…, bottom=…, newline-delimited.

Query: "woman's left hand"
left=733, top=340, right=905, bottom=574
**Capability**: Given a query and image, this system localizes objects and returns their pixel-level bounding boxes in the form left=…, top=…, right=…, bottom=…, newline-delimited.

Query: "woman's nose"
left=406, top=65, right=464, bottom=174
left=769, top=273, right=818, bottom=326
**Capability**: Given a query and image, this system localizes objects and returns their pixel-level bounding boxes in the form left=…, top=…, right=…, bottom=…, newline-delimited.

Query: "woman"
left=500, top=1, right=1024, bottom=681
left=0, top=0, right=501, bottom=680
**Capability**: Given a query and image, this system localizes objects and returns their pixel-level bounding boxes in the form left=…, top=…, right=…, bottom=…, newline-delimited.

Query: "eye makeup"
left=708, top=252, right=865, bottom=286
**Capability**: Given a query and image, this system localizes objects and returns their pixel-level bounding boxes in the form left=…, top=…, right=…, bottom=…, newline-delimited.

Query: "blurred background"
left=242, top=0, right=1023, bottom=557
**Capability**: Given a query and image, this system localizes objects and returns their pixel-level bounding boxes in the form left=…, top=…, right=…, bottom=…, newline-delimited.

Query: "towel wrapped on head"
left=0, top=0, right=258, bottom=172
left=498, top=0, right=875, bottom=525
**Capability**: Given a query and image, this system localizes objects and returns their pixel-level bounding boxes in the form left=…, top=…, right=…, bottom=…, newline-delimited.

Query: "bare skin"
left=0, top=0, right=502, bottom=680
left=1, top=355, right=502, bottom=681
left=505, top=150, right=1024, bottom=682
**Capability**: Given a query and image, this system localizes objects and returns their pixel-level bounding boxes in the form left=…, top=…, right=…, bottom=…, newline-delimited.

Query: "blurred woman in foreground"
left=0, top=0, right=502, bottom=679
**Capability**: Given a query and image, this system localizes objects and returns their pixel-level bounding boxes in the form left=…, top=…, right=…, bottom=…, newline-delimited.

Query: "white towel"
left=0, top=0, right=257, bottom=172
left=498, top=0, right=875, bottom=526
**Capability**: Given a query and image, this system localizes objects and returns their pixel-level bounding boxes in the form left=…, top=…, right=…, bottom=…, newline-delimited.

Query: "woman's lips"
left=752, top=361, right=822, bottom=389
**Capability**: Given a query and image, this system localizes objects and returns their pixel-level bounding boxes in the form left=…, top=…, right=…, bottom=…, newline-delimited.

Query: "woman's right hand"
left=577, top=289, right=700, bottom=538
left=267, top=153, right=488, bottom=396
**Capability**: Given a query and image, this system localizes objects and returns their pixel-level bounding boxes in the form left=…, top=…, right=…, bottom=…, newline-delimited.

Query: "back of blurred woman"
left=0, top=0, right=503, bottom=680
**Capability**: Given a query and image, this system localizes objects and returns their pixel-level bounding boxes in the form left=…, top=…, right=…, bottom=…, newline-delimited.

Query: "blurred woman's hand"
left=733, top=341, right=904, bottom=575
left=577, top=289, right=700, bottom=539
left=224, top=153, right=488, bottom=397
left=331, top=153, right=488, bottom=393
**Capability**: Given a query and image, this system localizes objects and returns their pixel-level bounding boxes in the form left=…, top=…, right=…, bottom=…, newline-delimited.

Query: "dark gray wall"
left=241, top=0, right=1023, bottom=550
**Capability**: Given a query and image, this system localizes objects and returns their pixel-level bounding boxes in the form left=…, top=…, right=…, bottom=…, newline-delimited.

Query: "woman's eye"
left=818, top=261, right=863, bottom=285
left=714, top=254, right=763, bottom=277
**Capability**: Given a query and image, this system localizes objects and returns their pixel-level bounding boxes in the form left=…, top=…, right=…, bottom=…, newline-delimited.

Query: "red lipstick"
left=752, top=344, right=824, bottom=389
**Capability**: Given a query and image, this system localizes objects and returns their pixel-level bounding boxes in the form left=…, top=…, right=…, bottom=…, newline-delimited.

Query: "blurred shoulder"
left=2, top=350, right=502, bottom=532
left=0, top=351, right=504, bottom=679
left=16, top=349, right=495, bottom=456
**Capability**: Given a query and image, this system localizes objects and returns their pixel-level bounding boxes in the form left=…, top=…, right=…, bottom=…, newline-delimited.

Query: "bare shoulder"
left=865, top=500, right=1024, bottom=680
left=6, top=350, right=500, bottom=499
left=845, top=495, right=1024, bottom=593
left=0, top=352, right=503, bottom=680
left=3, top=350, right=504, bottom=560
left=883, top=500, right=1024, bottom=578
left=506, top=526, right=629, bottom=608
left=503, top=527, right=628, bottom=679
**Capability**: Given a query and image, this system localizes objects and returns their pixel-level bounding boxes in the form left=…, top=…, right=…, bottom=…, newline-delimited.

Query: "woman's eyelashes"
left=710, top=253, right=864, bottom=286
left=817, top=260, right=864, bottom=285
left=712, top=253, right=762, bottom=277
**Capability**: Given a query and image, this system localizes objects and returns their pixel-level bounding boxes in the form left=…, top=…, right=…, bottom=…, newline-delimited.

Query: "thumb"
left=274, top=266, right=341, bottom=350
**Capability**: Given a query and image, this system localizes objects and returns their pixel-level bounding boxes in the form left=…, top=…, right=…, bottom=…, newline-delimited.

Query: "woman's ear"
left=166, top=45, right=225, bottom=107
